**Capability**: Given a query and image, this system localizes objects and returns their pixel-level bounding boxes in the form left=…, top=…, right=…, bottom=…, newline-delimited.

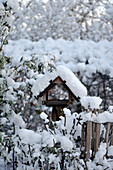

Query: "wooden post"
left=52, top=107, right=57, bottom=121
left=85, top=121, right=92, bottom=161
left=105, top=123, right=110, bottom=147
left=111, top=126, right=113, bottom=146
left=80, top=123, right=86, bottom=159
left=81, top=124, right=85, bottom=147
left=94, top=123, right=100, bottom=154
left=91, top=122, right=95, bottom=159
left=52, top=107, right=60, bottom=121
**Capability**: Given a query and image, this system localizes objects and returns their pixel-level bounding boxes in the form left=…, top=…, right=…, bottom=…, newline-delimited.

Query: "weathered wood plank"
left=52, top=76, right=66, bottom=84
left=81, top=124, right=85, bottom=147
left=80, top=123, right=86, bottom=159
left=105, top=122, right=110, bottom=147
left=91, top=122, right=95, bottom=159
left=52, top=107, right=58, bottom=121
left=95, top=123, right=100, bottom=154
left=111, top=126, right=113, bottom=146
left=43, top=93, right=46, bottom=101
left=85, top=121, right=92, bottom=161
left=43, top=100, right=69, bottom=106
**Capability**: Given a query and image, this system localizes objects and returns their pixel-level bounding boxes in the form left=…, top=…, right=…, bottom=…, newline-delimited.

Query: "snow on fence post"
left=80, top=96, right=102, bottom=160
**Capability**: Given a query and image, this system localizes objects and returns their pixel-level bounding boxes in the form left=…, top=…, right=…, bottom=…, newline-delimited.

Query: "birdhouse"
left=32, top=65, right=87, bottom=121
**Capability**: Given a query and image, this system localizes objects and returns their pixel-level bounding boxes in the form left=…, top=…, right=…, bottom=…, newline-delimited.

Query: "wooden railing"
left=81, top=119, right=113, bottom=160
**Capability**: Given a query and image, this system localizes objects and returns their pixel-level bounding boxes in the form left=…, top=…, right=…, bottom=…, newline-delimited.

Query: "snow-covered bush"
left=4, top=38, right=113, bottom=109
left=12, top=108, right=86, bottom=169
left=1, top=42, right=56, bottom=167
left=0, top=1, right=19, bottom=166
left=1, top=52, right=56, bottom=128
left=0, top=0, right=19, bottom=108
left=0, top=0, right=18, bottom=69
left=0, top=0, right=18, bottom=50
left=87, top=143, right=112, bottom=170
left=6, top=106, right=113, bottom=169
left=9, top=0, right=113, bottom=41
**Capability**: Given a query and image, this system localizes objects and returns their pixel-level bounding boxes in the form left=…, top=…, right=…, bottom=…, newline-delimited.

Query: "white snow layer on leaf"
left=40, top=112, right=48, bottom=120
left=80, top=96, right=102, bottom=109
left=56, top=135, right=73, bottom=151
left=6, top=77, right=15, bottom=87
left=9, top=111, right=26, bottom=128
left=63, top=108, right=71, bottom=117
left=1, top=118, right=8, bottom=124
left=108, top=106, right=113, bottom=112
left=40, top=112, right=49, bottom=123
left=108, top=146, right=113, bottom=156
left=7, top=0, right=19, bottom=10
left=94, top=143, right=106, bottom=163
left=49, top=154, right=60, bottom=164
left=17, top=129, right=41, bottom=145
left=32, top=65, right=87, bottom=98
left=61, top=136, right=73, bottom=151
left=42, top=130, right=54, bottom=147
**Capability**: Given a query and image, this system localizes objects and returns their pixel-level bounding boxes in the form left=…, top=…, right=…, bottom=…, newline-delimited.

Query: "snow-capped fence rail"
left=80, top=97, right=113, bottom=161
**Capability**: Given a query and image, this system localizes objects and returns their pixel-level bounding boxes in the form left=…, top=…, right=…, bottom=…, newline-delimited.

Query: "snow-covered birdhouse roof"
left=32, top=65, right=87, bottom=99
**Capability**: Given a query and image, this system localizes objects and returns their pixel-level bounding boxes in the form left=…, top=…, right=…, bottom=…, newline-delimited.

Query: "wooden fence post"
left=91, top=122, right=95, bottom=159
left=111, top=126, right=113, bottom=146
left=94, top=123, right=100, bottom=154
left=81, top=123, right=86, bottom=159
left=81, top=124, right=85, bottom=146
left=105, top=122, right=111, bottom=147
left=85, top=121, right=92, bottom=161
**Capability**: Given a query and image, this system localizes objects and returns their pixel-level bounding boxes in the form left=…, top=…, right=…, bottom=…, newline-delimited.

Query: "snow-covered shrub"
left=87, top=143, right=112, bottom=170
left=4, top=38, right=113, bottom=109
left=0, top=0, right=18, bottom=69
left=0, top=0, right=18, bottom=48
left=11, top=107, right=113, bottom=169
left=1, top=52, right=56, bottom=128
left=0, top=0, right=19, bottom=109
left=0, top=0, right=19, bottom=167
left=9, top=0, right=113, bottom=41
left=12, top=108, right=86, bottom=169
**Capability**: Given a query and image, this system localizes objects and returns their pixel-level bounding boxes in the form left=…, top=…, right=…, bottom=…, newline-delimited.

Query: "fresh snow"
left=80, top=110, right=113, bottom=123
left=17, top=128, right=41, bottom=145
left=32, top=65, right=87, bottom=98
left=108, top=146, right=113, bottom=156
left=80, top=96, right=102, bottom=109
left=57, top=135, right=73, bottom=151
left=108, top=106, right=113, bottom=113
left=40, top=112, right=48, bottom=120
left=4, top=38, right=113, bottom=77
left=9, top=111, right=26, bottom=128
